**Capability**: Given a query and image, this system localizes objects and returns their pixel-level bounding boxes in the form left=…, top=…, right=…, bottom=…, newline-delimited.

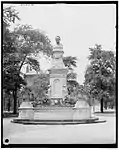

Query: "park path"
left=3, top=114, right=116, bottom=144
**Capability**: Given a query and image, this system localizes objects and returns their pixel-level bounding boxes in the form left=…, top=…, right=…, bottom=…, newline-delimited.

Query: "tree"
left=3, top=24, right=53, bottom=113
left=84, top=44, right=116, bottom=112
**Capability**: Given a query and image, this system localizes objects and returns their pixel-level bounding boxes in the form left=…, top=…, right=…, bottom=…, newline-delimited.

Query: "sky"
left=5, top=4, right=116, bottom=84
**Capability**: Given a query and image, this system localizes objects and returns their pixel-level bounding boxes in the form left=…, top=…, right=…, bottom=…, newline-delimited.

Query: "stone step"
left=11, top=118, right=106, bottom=125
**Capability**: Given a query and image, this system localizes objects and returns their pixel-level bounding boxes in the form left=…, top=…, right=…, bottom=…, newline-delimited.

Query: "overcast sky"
left=5, top=4, right=116, bottom=84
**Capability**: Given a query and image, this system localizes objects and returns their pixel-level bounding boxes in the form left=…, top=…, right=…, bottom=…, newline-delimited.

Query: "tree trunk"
left=100, top=98, right=104, bottom=113
left=13, top=89, right=17, bottom=114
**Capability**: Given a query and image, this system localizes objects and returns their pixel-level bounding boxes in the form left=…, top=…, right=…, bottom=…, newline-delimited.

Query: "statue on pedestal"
left=55, top=36, right=63, bottom=48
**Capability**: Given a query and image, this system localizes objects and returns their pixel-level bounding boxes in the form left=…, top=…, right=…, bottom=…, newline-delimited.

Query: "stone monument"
left=12, top=36, right=102, bottom=124
left=48, top=36, right=68, bottom=105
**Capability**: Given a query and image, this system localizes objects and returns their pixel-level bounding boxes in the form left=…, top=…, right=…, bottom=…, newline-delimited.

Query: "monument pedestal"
left=48, top=41, right=68, bottom=105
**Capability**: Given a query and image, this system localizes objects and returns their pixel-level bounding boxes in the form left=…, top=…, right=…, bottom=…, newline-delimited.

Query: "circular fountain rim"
left=11, top=117, right=106, bottom=125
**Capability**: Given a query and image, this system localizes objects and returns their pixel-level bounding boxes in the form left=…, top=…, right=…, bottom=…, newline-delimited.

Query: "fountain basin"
left=18, top=106, right=92, bottom=120
left=12, top=105, right=106, bottom=124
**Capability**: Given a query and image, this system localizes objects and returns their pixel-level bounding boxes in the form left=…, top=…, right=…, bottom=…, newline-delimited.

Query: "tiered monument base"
left=12, top=102, right=106, bottom=124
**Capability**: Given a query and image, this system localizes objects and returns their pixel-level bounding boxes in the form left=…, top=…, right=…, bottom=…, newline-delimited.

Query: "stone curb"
left=11, top=118, right=106, bottom=125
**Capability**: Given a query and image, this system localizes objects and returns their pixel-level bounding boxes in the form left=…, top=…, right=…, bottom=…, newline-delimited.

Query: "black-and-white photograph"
left=2, top=1, right=117, bottom=148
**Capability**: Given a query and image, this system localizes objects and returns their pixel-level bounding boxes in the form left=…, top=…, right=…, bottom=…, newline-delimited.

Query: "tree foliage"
left=3, top=6, right=20, bottom=25
left=3, top=6, right=53, bottom=113
left=3, top=6, right=20, bottom=35
left=14, top=25, right=52, bottom=57
left=63, top=56, right=77, bottom=70
left=3, top=24, right=52, bottom=113
left=84, top=44, right=116, bottom=112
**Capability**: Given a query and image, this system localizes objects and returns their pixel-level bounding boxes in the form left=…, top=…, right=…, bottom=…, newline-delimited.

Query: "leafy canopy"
left=84, top=44, right=116, bottom=104
left=63, top=56, right=77, bottom=70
